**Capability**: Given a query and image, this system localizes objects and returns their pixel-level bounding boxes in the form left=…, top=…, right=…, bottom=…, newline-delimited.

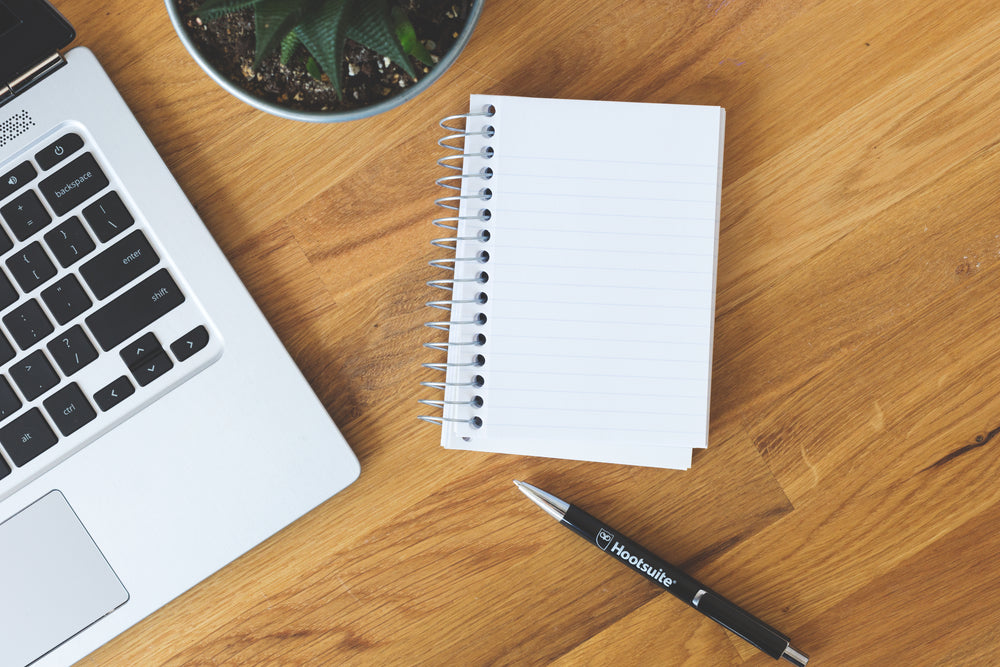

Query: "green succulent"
left=191, top=0, right=434, bottom=99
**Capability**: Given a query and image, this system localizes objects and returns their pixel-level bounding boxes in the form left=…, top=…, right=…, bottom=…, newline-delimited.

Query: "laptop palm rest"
left=0, top=490, right=129, bottom=666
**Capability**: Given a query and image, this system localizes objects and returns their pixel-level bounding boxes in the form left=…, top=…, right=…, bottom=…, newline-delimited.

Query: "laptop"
left=0, top=1, right=361, bottom=665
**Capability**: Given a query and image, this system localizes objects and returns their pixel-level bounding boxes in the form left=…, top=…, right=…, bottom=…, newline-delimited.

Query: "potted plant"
left=165, top=0, right=484, bottom=122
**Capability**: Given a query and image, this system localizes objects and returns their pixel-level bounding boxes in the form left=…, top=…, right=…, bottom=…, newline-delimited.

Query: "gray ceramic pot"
left=165, top=0, right=484, bottom=122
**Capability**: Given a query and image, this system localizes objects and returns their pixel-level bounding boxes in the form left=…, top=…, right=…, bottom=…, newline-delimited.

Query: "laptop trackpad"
left=0, top=490, right=129, bottom=666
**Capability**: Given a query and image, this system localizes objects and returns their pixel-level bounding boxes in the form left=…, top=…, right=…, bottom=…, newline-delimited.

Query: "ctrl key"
left=0, top=408, right=58, bottom=467
left=43, top=383, right=97, bottom=437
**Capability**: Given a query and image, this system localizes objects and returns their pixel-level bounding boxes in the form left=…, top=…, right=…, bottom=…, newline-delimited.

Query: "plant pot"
left=164, top=0, right=485, bottom=123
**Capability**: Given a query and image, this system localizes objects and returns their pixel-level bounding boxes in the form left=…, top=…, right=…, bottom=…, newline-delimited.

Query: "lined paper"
left=440, top=95, right=724, bottom=469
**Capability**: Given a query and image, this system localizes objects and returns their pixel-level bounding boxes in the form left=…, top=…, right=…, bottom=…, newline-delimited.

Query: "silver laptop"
left=0, top=2, right=361, bottom=665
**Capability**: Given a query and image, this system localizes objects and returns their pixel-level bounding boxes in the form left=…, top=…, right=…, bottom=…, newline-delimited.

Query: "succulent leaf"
left=346, top=0, right=416, bottom=79
left=392, top=6, right=433, bottom=67
left=306, top=56, right=324, bottom=80
left=279, top=30, right=301, bottom=65
left=294, top=0, right=350, bottom=98
left=253, top=0, right=310, bottom=67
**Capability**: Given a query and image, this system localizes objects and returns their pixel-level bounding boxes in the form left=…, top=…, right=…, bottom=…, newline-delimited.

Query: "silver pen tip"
left=781, top=645, right=808, bottom=666
left=512, top=480, right=569, bottom=521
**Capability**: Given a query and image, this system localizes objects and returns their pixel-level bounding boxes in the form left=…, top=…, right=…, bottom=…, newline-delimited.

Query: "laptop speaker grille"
left=0, top=110, right=35, bottom=149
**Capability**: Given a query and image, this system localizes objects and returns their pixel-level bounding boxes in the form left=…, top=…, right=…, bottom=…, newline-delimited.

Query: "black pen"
left=514, top=481, right=808, bottom=666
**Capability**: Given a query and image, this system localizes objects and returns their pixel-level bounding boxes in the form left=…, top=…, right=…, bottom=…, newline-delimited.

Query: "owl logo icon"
left=596, top=528, right=614, bottom=551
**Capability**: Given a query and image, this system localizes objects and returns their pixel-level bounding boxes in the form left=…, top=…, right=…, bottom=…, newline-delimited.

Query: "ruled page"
left=442, top=95, right=724, bottom=465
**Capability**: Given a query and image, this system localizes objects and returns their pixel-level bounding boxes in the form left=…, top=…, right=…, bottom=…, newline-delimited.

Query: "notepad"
left=421, top=95, right=725, bottom=469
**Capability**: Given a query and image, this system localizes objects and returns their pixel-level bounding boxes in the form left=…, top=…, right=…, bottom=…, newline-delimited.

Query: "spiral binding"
left=420, top=104, right=496, bottom=430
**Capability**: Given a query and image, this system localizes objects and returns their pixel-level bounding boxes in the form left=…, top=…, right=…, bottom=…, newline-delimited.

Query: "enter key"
left=80, top=230, right=159, bottom=300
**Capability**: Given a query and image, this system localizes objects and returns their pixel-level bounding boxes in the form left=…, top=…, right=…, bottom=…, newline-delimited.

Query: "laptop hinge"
left=0, top=53, right=66, bottom=106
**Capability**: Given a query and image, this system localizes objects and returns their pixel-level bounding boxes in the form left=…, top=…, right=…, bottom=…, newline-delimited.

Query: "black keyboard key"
left=80, top=230, right=158, bottom=300
left=94, top=375, right=134, bottom=412
left=3, top=300, right=53, bottom=350
left=0, top=456, right=8, bottom=480
left=43, top=383, right=96, bottom=436
left=44, top=217, right=95, bottom=268
left=0, top=376, right=21, bottom=421
left=120, top=331, right=160, bottom=366
left=1, top=189, right=52, bottom=241
left=0, top=161, right=36, bottom=201
left=0, top=333, right=14, bottom=366
left=46, top=325, right=98, bottom=376
left=38, top=153, right=110, bottom=216
left=130, top=350, right=172, bottom=387
left=6, top=241, right=56, bottom=293
left=41, top=275, right=92, bottom=325
left=10, top=350, right=58, bottom=401
left=0, top=224, right=11, bottom=257
left=82, top=191, right=133, bottom=243
left=0, top=408, right=57, bottom=466
left=34, top=133, right=84, bottom=171
left=0, top=270, right=17, bottom=312
left=86, top=268, right=185, bottom=351
left=171, top=325, right=209, bottom=362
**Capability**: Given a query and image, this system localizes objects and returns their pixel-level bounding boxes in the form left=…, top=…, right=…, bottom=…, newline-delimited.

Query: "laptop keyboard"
left=0, top=126, right=219, bottom=493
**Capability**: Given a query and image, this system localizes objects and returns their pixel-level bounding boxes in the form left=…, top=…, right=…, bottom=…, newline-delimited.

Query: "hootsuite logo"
left=609, top=540, right=676, bottom=587
left=596, top=528, right=613, bottom=551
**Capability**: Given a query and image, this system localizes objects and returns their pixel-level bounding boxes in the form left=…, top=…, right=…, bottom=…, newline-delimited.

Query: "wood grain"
left=49, top=0, right=1000, bottom=663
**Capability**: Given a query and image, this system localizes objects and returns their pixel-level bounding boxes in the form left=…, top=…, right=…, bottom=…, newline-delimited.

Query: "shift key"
left=86, top=268, right=185, bottom=351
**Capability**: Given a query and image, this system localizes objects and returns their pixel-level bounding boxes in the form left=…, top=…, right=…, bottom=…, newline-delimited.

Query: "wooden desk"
left=62, top=0, right=1000, bottom=663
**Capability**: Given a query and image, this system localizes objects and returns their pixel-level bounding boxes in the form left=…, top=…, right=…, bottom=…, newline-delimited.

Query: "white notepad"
left=422, top=95, right=725, bottom=469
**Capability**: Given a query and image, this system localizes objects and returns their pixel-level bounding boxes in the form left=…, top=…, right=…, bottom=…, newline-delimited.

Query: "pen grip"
left=695, top=591, right=790, bottom=660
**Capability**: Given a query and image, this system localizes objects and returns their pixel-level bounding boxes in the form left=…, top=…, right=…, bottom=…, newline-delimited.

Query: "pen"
left=514, top=481, right=809, bottom=666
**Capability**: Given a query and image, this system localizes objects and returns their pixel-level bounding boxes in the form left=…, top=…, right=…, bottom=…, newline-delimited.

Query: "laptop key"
left=47, top=325, right=99, bottom=376
left=38, top=153, right=110, bottom=217
left=86, top=268, right=185, bottom=351
left=0, top=376, right=22, bottom=421
left=0, top=333, right=14, bottom=366
left=10, top=350, right=59, bottom=401
left=0, top=225, right=12, bottom=256
left=34, top=133, right=84, bottom=171
left=120, top=331, right=160, bottom=366
left=130, top=350, right=173, bottom=387
left=0, top=269, right=18, bottom=311
left=171, top=325, right=209, bottom=362
left=41, top=274, right=92, bottom=325
left=0, top=161, right=37, bottom=201
left=82, top=191, right=134, bottom=243
left=43, top=383, right=97, bottom=437
left=1, top=190, right=52, bottom=241
left=6, top=241, right=57, bottom=293
left=44, top=217, right=96, bottom=268
left=94, top=375, right=134, bottom=412
left=80, top=230, right=159, bottom=300
left=4, top=300, right=54, bottom=350
left=0, top=408, right=58, bottom=466
left=0, top=455, right=8, bottom=480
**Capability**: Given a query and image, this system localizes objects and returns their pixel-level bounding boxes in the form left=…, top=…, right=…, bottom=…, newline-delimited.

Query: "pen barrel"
left=562, top=505, right=791, bottom=661
left=561, top=505, right=704, bottom=600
